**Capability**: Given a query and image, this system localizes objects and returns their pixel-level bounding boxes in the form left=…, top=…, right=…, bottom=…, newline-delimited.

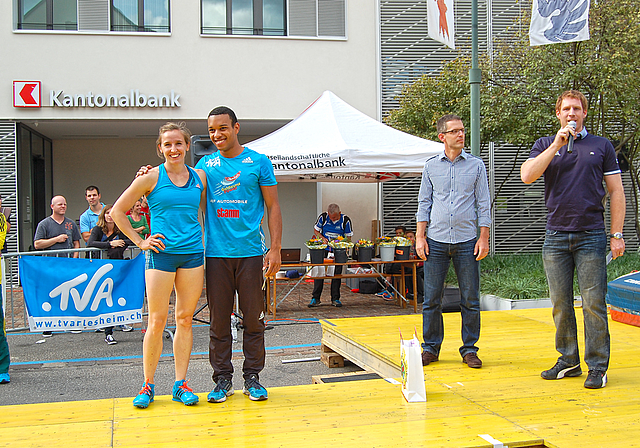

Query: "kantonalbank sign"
left=13, top=81, right=181, bottom=109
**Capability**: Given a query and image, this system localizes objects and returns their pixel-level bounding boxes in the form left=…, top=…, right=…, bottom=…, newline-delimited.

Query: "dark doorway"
left=17, top=124, right=53, bottom=251
left=32, top=156, right=46, bottom=227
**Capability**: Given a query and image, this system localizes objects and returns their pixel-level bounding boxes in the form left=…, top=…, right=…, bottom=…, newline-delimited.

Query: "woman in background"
left=87, top=204, right=132, bottom=344
left=128, top=199, right=150, bottom=240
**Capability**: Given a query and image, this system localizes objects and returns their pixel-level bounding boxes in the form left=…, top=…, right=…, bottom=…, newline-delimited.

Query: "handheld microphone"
left=567, top=120, right=577, bottom=153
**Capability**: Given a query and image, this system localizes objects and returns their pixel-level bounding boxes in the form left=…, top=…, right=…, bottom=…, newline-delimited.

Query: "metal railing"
left=1, top=247, right=142, bottom=332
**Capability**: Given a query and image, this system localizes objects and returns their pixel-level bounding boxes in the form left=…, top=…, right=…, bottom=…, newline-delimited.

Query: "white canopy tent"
left=246, top=91, right=443, bottom=182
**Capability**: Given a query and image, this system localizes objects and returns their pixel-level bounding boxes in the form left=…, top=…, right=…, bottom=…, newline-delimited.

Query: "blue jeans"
left=422, top=238, right=480, bottom=358
left=542, top=229, right=610, bottom=371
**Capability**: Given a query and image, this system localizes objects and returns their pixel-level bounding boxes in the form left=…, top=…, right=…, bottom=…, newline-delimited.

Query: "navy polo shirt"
left=529, top=130, right=621, bottom=231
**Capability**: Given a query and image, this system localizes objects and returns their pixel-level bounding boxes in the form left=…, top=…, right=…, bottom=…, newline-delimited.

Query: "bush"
left=443, top=253, right=640, bottom=300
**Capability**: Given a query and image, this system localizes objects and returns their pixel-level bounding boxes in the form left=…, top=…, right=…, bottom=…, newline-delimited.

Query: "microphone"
left=567, top=120, right=577, bottom=153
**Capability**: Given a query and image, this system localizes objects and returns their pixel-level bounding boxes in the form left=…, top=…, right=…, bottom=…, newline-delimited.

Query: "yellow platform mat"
left=2, top=308, right=639, bottom=447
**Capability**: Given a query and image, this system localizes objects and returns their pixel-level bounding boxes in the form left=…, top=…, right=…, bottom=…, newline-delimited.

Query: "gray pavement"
left=1, top=281, right=423, bottom=406
left=1, top=320, right=362, bottom=406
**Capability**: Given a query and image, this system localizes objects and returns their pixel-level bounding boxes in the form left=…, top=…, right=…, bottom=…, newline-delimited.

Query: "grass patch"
left=443, top=253, right=640, bottom=300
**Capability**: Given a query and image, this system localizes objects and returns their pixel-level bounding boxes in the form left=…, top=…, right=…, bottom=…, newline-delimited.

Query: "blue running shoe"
left=133, top=381, right=154, bottom=408
left=243, top=374, right=268, bottom=401
left=308, top=298, right=320, bottom=308
left=207, top=377, right=234, bottom=403
left=0, top=373, right=9, bottom=384
left=331, top=299, right=343, bottom=307
left=172, top=379, right=199, bottom=405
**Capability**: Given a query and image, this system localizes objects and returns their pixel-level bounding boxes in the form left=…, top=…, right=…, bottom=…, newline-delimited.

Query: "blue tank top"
left=146, top=164, right=204, bottom=254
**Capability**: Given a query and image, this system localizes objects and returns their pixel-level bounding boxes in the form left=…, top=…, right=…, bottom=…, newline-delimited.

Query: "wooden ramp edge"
left=321, top=317, right=403, bottom=378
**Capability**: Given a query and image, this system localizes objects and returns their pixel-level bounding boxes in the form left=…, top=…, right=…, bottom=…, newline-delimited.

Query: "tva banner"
left=19, top=254, right=145, bottom=332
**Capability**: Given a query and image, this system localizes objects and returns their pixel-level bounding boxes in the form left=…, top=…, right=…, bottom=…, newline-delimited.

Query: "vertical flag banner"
left=428, top=0, right=455, bottom=50
left=19, top=255, right=145, bottom=332
left=530, top=0, right=590, bottom=46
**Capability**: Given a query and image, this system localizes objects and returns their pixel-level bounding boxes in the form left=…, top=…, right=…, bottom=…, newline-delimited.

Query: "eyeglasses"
left=442, top=128, right=465, bottom=135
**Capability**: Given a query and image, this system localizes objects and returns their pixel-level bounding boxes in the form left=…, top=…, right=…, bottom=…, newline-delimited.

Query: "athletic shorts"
left=145, top=251, right=204, bottom=273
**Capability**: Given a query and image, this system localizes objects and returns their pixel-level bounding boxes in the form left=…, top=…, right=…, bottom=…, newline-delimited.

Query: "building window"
left=111, top=0, right=170, bottom=32
left=201, top=0, right=346, bottom=37
left=202, top=0, right=286, bottom=36
left=17, top=0, right=78, bottom=30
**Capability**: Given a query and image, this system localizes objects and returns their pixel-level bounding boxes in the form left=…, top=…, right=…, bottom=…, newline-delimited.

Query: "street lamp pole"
left=469, top=0, right=481, bottom=156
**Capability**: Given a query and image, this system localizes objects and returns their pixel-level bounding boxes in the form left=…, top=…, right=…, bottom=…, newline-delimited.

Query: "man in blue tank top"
left=196, top=107, right=282, bottom=403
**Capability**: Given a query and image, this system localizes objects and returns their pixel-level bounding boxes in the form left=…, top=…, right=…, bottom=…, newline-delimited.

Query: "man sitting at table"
left=308, top=204, right=353, bottom=308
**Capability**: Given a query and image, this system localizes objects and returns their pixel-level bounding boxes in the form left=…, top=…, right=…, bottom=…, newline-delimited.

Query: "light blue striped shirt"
left=416, top=149, right=491, bottom=244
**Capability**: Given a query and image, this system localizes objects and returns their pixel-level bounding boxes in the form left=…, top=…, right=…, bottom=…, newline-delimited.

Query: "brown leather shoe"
left=463, top=352, right=482, bottom=368
left=421, top=351, right=439, bottom=366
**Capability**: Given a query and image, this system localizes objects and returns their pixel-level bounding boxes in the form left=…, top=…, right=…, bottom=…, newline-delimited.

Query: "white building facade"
left=2, top=0, right=381, bottom=252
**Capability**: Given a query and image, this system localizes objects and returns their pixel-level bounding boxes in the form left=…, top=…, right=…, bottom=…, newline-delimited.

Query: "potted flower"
left=394, top=236, right=411, bottom=246
left=328, top=236, right=354, bottom=263
left=394, top=236, right=412, bottom=260
left=355, top=239, right=374, bottom=262
left=355, top=239, right=374, bottom=248
left=305, top=236, right=327, bottom=264
left=376, top=236, right=396, bottom=246
left=305, top=236, right=327, bottom=250
left=376, top=236, right=396, bottom=261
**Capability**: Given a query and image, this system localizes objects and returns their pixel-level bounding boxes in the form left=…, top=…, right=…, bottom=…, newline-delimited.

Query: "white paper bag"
left=400, top=336, right=427, bottom=402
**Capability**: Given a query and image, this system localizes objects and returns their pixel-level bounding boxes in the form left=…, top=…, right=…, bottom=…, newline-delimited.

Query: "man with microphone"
left=521, top=90, right=626, bottom=389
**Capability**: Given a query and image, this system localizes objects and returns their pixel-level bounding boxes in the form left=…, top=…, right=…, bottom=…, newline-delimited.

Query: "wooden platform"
left=2, top=308, right=640, bottom=447
left=321, top=307, right=640, bottom=447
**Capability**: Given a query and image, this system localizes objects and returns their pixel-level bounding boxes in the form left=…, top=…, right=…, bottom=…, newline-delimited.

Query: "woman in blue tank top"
left=112, top=122, right=207, bottom=409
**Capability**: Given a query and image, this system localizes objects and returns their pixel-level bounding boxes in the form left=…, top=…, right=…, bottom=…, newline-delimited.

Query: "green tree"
left=386, top=0, right=640, bottom=235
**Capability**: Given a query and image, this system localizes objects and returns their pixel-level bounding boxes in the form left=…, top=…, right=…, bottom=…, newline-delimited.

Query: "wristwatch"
left=609, top=232, right=624, bottom=239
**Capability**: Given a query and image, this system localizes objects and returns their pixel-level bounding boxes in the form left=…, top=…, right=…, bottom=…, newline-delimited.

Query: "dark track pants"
left=206, top=256, right=265, bottom=381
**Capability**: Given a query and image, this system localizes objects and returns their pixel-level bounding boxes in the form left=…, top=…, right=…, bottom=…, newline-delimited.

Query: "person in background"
left=87, top=204, right=133, bottom=344
left=377, top=225, right=409, bottom=299
left=140, top=196, right=151, bottom=228
left=34, top=196, right=81, bottom=257
left=0, top=194, right=11, bottom=254
left=0, top=209, right=10, bottom=383
left=416, top=114, right=491, bottom=369
left=308, top=203, right=353, bottom=308
left=127, top=199, right=150, bottom=240
left=520, top=90, right=626, bottom=389
left=79, top=186, right=105, bottom=243
left=405, top=230, right=424, bottom=303
left=34, top=195, right=82, bottom=337
left=113, top=122, right=206, bottom=409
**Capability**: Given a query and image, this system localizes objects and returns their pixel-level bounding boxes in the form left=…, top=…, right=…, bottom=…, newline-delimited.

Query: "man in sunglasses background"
left=415, top=114, right=491, bottom=369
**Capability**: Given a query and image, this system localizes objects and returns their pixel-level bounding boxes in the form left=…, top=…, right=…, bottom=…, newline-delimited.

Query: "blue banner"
left=19, top=254, right=145, bottom=332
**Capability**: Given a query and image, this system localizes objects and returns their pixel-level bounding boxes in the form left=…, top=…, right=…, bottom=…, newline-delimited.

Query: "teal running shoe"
left=207, top=377, right=234, bottom=403
left=0, top=373, right=9, bottom=384
left=243, top=374, right=268, bottom=401
left=133, top=381, right=154, bottom=408
left=172, top=379, right=199, bottom=405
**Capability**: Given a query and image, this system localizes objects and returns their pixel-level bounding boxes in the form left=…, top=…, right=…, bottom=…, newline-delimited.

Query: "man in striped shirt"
left=415, top=114, right=491, bottom=369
